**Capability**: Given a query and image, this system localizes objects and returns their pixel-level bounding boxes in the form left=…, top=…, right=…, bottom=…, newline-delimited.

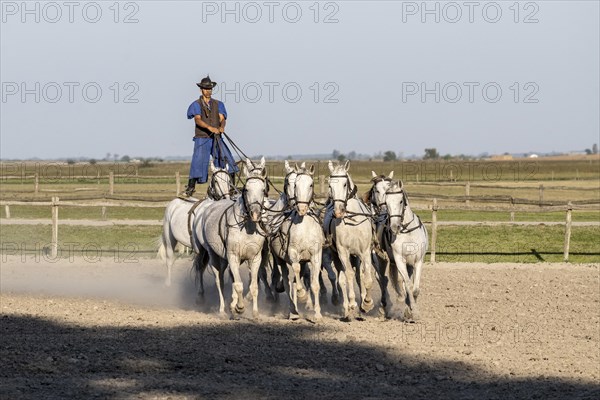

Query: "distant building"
left=528, top=154, right=539, bottom=158
left=490, top=154, right=513, bottom=160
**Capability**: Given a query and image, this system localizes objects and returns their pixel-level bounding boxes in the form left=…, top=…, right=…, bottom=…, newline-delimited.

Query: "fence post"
left=539, top=184, right=544, bottom=206
left=510, top=197, right=515, bottom=222
left=465, top=182, right=470, bottom=206
left=109, top=172, right=114, bottom=195
left=34, top=173, right=39, bottom=194
left=51, top=196, right=59, bottom=258
left=97, top=171, right=100, bottom=185
left=563, top=201, right=573, bottom=262
left=319, top=175, right=325, bottom=196
left=176, top=171, right=181, bottom=195
left=101, top=206, right=107, bottom=221
left=430, top=198, right=438, bottom=264
left=4, top=205, right=10, bottom=219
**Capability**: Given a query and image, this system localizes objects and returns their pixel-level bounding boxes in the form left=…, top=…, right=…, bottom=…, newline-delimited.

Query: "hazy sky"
left=1, top=0, right=599, bottom=160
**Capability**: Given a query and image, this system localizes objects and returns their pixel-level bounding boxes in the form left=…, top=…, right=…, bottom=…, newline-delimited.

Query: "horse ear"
left=328, top=160, right=334, bottom=173
left=245, top=158, right=254, bottom=171
left=284, top=160, right=291, bottom=172
left=344, top=160, right=351, bottom=171
left=371, top=171, right=377, bottom=178
left=243, top=164, right=249, bottom=177
left=261, top=167, right=268, bottom=178
left=259, top=156, right=266, bottom=169
left=388, top=171, right=394, bottom=179
left=398, top=179, right=404, bottom=189
left=294, top=162, right=299, bottom=172
left=300, top=161, right=306, bottom=169
left=309, top=164, right=315, bottom=175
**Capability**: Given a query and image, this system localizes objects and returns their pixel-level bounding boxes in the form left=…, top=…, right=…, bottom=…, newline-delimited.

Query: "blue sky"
left=1, top=0, right=598, bottom=159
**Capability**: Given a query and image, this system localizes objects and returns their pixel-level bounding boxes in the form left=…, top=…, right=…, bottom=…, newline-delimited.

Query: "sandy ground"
left=1, top=255, right=598, bottom=399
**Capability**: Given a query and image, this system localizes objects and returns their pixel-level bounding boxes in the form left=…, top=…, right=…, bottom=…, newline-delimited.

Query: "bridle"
left=385, top=188, right=422, bottom=234
left=241, top=175, right=268, bottom=214
left=369, top=175, right=393, bottom=212
left=207, top=169, right=235, bottom=200
left=329, top=173, right=358, bottom=207
left=293, top=172, right=314, bottom=208
left=283, top=171, right=298, bottom=206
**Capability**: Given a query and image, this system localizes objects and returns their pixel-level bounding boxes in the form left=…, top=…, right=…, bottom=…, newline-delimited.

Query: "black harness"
left=207, top=169, right=236, bottom=200
left=384, top=189, right=424, bottom=235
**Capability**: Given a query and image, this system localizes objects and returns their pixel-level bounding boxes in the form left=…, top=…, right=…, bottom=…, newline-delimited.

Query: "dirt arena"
left=1, top=256, right=598, bottom=399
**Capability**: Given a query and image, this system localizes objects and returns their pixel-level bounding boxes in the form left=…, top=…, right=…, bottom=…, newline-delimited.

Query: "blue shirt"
left=187, top=98, right=227, bottom=120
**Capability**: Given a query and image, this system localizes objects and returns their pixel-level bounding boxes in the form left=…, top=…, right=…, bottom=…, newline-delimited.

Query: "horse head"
left=294, top=162, right=314, bottom=216
left=209, top=158, right=232, bottom=200
left=385, top=180, right=407, bottom=234
left=368, top=170, right=394, bottom=213
left=242, top=157, right=268, bottom=222
left=328, top=160, right=355, bottom=219
left=283, top=160, right=298, bottom=207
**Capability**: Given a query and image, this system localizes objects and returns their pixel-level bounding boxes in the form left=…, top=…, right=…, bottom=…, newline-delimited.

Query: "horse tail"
left=154, top=236, right=166, bottom=260
left=191, top=248, right=208, bottom=288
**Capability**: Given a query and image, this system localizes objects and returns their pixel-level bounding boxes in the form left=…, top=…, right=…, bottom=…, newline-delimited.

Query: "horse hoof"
left=340, top=315, right=352, bottom=323
left=235, top=304, right=245, bottom=314
left=361, top=298, right=374, bottom=313
left=403, top=308, right=413, bottom=321
left=289, top=313, right=300, bottom=321
left=309, top=313, right=323, bottom=324
left=331, top=295, right=340, bottom=306
left=252, top=310, right=260, bottom=320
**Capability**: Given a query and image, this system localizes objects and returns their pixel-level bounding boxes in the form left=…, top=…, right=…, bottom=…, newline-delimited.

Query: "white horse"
left=383, top=180, right=428, bottom=320
left=193, top=157, right=269, bottom=318
left=270, top=164, right=325, bottom=321
left=157, top=160, right=232, bottom=286
left=323, top=160, right=376, bottom=320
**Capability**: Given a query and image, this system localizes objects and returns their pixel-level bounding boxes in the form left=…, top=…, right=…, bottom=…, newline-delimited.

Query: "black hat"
left=197, top=75, right=217, bottom=89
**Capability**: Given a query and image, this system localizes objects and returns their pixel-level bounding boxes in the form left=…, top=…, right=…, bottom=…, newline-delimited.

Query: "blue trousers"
left=189, top=136, right=239, bottom=183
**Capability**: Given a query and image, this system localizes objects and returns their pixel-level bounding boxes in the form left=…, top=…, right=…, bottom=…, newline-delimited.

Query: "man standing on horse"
left=182, top=75, right=238, bottom=197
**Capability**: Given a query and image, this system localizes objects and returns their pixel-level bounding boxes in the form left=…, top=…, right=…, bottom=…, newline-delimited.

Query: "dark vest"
left=194, top=98, right=221, bottom=138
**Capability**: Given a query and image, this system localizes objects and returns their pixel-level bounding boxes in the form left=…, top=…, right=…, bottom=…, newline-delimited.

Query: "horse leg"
left=211, top=263, right=226, bottom=316
left=282, top=263, right=299, bottom=320
left=193, top=249, right=208, bottom=304
left=359, top=250, right=375, bottom=314
left=393, top=250, right=417, bottom=321
left=372, top=251, right=392, bottom=319
left=337, top=266, right=350, bottom=321
left=338, top=248, right=357, bottom=320
left=310, top=253, right=323, bottom=322
left=248, top=256, right=262, bottom=319
left=322, top=248, right=340, bottom=306
left=228, top=257, right=245, bottom=318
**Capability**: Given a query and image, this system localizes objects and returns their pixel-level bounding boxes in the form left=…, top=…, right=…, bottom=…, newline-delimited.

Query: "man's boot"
left=183, top=178, right=196, bottom=197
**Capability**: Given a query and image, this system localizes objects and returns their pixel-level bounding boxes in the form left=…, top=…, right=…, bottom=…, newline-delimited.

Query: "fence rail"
left=2, top=197, right=597, bottom=263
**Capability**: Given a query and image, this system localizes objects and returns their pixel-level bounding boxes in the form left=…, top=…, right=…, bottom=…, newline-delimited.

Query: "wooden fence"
left=2, top=197, right=596, bottom=263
